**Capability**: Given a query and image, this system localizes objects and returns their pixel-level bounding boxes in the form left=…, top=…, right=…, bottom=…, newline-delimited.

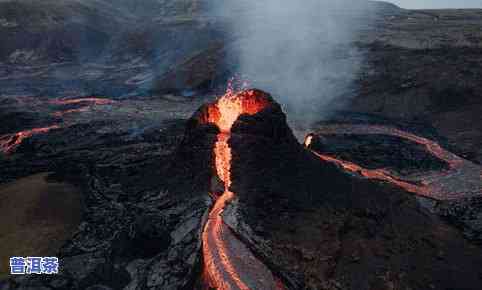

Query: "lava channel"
left=308, top=124, right=464, bottom=169
left=50, top=97, right=115, bottom=117
left=49, top=97, right=115, bottom=106
left=201, top=89, right=284, bottom=290
left=305, top=124, right=482, bottom=201
left=0, top=125, right=60, bottom=154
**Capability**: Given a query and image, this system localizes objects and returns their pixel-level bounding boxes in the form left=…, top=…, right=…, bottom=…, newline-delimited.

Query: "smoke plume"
left=211, top=0, right=374, bottom=126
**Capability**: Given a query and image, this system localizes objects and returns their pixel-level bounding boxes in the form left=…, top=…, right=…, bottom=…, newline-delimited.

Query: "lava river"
left=0, top=125, right=60, bottom=154
left=0, top=96, right=115, bottom=154
left=201, top=90, right=284, bottom=290
left=305, top=124, right=482, bottom=201
left=50, top=97, right=116, bottom=117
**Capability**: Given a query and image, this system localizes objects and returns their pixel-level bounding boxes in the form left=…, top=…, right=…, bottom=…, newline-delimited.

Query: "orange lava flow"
left=49, top=97, right=115, bottom=106
left=50, top=97, right=115, bottom=117
left=305, top=124, right=482, bottom=200
left=203, top=133, right=247, bottom=290
left=310, top=150, right=429, bottom=197
left=0, top=125, right=60, bottom=154
left=313, top=124, right=463, bottom=169
left=201, top=89, right=282, bottom=290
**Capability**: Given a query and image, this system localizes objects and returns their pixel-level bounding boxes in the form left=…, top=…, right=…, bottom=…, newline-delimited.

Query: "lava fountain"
left=200, top=89, right=283, bottom=290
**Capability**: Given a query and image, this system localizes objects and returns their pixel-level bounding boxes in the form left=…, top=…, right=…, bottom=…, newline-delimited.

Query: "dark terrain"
left=0, top=1, right=481, bottom=290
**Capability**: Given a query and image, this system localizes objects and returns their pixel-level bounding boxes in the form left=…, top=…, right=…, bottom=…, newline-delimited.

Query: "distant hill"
left=0, top=0, right=200, bottom=63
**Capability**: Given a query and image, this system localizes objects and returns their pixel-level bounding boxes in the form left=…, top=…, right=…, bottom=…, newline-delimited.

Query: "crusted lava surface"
left=1, top=2, right=482, bottom=290
left=0, top=92, right=214, bottom=289
left=1, top=89, right=482, bottom=290
left=222, top=90, right=482, bottom=290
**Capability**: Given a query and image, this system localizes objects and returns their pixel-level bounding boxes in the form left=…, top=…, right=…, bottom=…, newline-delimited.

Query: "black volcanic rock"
left=0, top=110, right=211, bottom=289
left=224, top=90, right=482, bottom=290
left=0, top=110, right=56, bottom=135
left=1, top=84, right=481, bottom=290
left=166, top=103, right=219, bottom=196
left=351, top=44, right=482, bottom=164
left=154, top=43, right=228, bottom=95
left=307, top=133, right=450, bottom=175
left=229, top=95, right=309, bottom=207
left=0, top=0, right=116, bottom=63
left=229, top=91, right=406, bottom=210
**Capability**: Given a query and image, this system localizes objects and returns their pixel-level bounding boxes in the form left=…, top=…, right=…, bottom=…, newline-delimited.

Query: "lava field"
left=1, top=1, right=482, bottom=290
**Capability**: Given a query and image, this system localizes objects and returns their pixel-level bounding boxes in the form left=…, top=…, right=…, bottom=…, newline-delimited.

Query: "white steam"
left=212, top=0, right=374, bottom=125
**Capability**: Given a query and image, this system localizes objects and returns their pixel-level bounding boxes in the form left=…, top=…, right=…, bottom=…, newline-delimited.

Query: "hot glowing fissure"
left=201, top=90, right=282, bottom=290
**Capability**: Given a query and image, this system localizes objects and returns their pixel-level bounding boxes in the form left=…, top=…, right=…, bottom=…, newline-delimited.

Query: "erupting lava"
left=202, top=90, right=271, bottom=133
left=201, top=89, right=283, bottom=290
left=305, top=124, right=482, bottom=200
left=304, top=134, right=313, bottom=147
left=0, top=125, right=60, bottom=154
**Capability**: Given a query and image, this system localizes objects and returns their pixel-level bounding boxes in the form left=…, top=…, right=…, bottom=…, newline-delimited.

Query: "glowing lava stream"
left=0, top=125, right=60, bottom=154
left=201, top=90, right=283, bottom=290
left=305, top=124, right=482, bottom=201
left=307, top=124, right=464, bottom=168
left=49, top=97, right=115, bottom=106
left=50, top=97, right=115, bottom=117
left=0, top=97, right=115, bottom=154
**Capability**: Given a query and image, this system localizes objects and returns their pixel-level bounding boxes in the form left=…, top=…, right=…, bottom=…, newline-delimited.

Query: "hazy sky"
left=391, top=0, right=482, bottom=9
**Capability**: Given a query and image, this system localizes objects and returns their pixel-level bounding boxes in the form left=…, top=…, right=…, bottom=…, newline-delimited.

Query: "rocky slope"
left=0, top=1, right=481, bottom=290
left=1, top=2, right=481, bottom=163
left=0, top=0, right=218, bottom=97
left=0, top=89, right=480, bottom=290
left=0, top=94, right=213, bottom=289
left=221, top=90, right=482, bottom=290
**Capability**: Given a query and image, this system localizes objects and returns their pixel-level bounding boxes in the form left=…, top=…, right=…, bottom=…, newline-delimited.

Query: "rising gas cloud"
left=211, top=0, right=374, bottom=126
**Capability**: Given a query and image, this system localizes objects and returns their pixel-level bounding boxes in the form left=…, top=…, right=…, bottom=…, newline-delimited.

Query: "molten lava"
left=312, top=124, right=463, bottom=168
left=202, top=90, right=271, bottom=133
left=201, top=89, right=283, bottom=290
left=0, top=125, right=60, bottom=154
left=49, top=97, right=115, bottom=106
left=305, top=124, right=482, bottom=200
left=304, top=134, right=313, bottom=147
left=309, top=149, right=429, bottom=197
left=0, top=97, right=116, bottom=154
left=50, top=97, right=115, bottom=117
